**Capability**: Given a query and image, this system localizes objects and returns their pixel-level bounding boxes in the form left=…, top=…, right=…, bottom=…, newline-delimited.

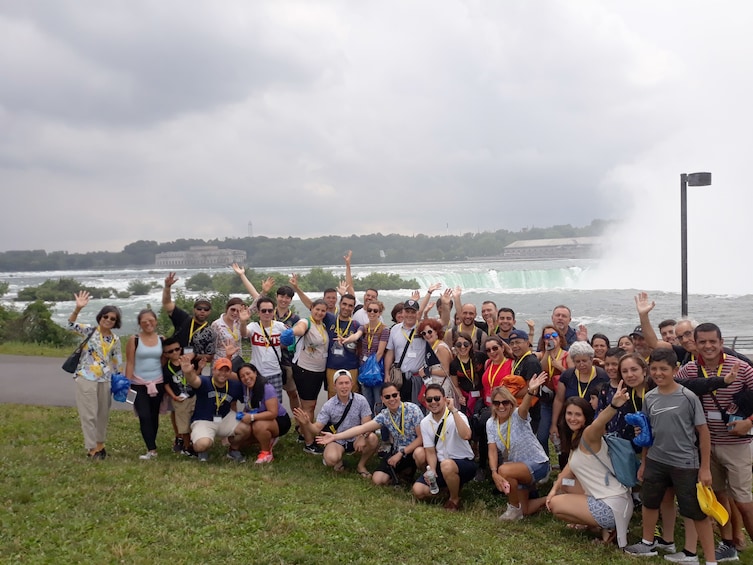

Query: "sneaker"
left=226, top=449, right=246, bottom=463
left=172, top=437, right=184, bottom=453
left=303, top=443, right=323, bottom=455
left=664, top=551, right=699, bottom=563
left=139, top=451, right=158, bottom=460
left=181, top=448, right=197, bottom=457
left=91, top=448, right=107, bottom=460
left=624, top=541, right=658, bottom=557
left=255, top=451, right=274, bottom=464
left=198, top=452, right=209, bottom=462
left=715, top=542, right=739, bottom=562
left=656, top=538, right=677, bottom=553
left=297, top=434, right=306, bottom=444
left=498, top=503, right=523, bottom=521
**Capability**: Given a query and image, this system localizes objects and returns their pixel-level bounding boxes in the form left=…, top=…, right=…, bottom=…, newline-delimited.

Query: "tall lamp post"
left=680, top=172, right=712, bottom=317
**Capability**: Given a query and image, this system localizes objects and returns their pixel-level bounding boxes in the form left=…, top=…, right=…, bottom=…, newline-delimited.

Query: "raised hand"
left=452, top=286, right=462, bottom=300
left=526, top=319, right=535, bottom=333
left=289, top=273, right=299, bottom=288
left=440, top=288, right=452, bottom=305
left=74, top=290, right=90, bottom=309
left=634, top=292, right=655, bottom=316
left=261, top=277, right=275, bottom=294
left=427, top=282, right=442, bottom=294
left=238, top=304, right=251, bottom=323
left=343, top=250, right=352, bottom=264
left=529, top=372, right=549, bottom=393
left=411, top=290, right=420, bottom=301
left=232, top=263, right=245, bottom=276
left=576, top=324, right=588, bottom=342
left=337, top=280, right=348, bottom=296
left=610, top=380, right=629, bottom=408
left=225, top=340, right=240, bottom=359
left=179, top=354, right=194, bottom=374
left=164, top=272, right=179, bottom=287
left=724, top=362, right=740, bottom=384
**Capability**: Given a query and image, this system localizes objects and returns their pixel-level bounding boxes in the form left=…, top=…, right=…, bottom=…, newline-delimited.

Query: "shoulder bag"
left=62, top=328, right=96, bottom=374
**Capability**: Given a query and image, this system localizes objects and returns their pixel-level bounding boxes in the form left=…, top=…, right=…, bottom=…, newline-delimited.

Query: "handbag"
left=62, top=329, right=95, bottom=374
left=583, top=432, right=640, bottom=488
left=388, top=329, right=414, bottom=390
left=358, top=353, right=384, bottom=387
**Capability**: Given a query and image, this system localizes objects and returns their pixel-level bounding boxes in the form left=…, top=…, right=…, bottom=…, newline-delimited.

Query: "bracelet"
left=527, top=389, right=538, bottom=397
left=609, top=402, right=620, bottom=410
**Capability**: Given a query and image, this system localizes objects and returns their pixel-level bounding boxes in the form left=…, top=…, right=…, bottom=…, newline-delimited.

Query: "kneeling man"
left=181, top=356, right=249, bottom=462
left=318, top=382, right=426, bottom=485
left=412, top=383, right=476, bottom=511
left=294, top=369, right=378, bottom=477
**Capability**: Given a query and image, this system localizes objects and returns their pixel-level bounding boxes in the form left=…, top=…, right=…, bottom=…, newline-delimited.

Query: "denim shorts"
left=521, top=460, right=550, bottom=489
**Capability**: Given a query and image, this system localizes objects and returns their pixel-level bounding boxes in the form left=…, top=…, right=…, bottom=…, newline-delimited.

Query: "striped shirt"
left=676, top=355, right=753, bottom=446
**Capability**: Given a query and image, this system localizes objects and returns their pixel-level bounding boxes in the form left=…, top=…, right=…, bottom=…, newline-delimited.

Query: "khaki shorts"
left=710, top=442, right=753, bottom=503
left=173, top=395, right=196, bottom=435
left=191, top=412, right=239, bottom=445
left=282, top=365, right=297, bottom=392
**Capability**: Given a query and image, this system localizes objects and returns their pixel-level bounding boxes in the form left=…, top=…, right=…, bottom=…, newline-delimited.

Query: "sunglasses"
left=383, top=392, right=400, bottom=400
left=164, top=347, right=181, bottom=354
left=420, top=329, right=434, bottom=337
left=101, top=315, right=117, bottom=322
left=425, top=396, right=443, bottom=403
left=259, top=308, right=274, bottom=314
left=455, top=341, right=471, bottom=348
left=485, top=345, right=500, bottom=353
left=195, top=306, right=210, bottom=311
left=492, top=399, right=514, bottom=407
left=367, top=308, right=380, bottom=313
left=544, top=332, right=559, bottom=339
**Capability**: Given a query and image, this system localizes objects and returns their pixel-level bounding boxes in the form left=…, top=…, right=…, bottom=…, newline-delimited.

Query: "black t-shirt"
left=449, top=353, right=485, bottom=393
left=163, top=361, right=195, bottom=398
left=512, top=352, right=542, bottom=382
left=168, top=307, right=216, bottom=356
left=275, top=309, right=301, bottom=366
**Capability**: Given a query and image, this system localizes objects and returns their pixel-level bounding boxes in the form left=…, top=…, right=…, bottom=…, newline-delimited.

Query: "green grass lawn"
left=0, top=404, right=728, bottom=565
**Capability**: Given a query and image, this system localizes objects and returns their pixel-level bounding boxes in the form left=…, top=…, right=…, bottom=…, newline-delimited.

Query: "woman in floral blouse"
left=67, top=290, right=123, bottom=459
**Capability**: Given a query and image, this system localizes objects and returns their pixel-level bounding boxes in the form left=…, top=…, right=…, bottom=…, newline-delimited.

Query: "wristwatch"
left=399, top=447, right=407, bottom=458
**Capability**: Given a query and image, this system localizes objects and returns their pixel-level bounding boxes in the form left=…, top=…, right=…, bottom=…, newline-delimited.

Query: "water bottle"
left=425, top=465, right=439, bottom=495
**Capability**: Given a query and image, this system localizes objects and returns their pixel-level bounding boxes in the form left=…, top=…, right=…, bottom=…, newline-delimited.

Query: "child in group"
left=162, top=338, right=198, bottom=456
left=624, top=348, right=717, bottom=563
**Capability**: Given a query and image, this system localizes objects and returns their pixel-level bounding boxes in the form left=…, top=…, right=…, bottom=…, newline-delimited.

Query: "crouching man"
left=180, top=356, right=249, bottom=462
left=412, top=383, right=477, bottom=511
left=294, top=369, right=378, bottom=477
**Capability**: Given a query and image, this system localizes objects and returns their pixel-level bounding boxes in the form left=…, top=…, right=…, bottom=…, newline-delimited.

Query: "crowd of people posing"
left=65, top=252, right=753, bottom=563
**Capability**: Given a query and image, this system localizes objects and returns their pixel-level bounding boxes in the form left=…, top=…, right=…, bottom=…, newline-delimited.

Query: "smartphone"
left=126, top=388, right=137, bottom=404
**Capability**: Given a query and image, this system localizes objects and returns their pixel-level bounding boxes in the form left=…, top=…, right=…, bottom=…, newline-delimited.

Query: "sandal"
left=357, top=470, right=372, bottom=479
left=567, top=523, right=589, bottom=531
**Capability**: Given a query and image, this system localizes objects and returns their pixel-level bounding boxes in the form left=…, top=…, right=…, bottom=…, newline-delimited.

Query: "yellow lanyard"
left=431, top=409, right=449, bottom=443
left=224, top=318, right=239, bottom=341
left=275, top=309, right=292, bottom=324
left=99, top=331, right=113, bottom=359
left=460, top=324, right=477, bottom=342
left=631, top=387, right=645, bottom=413
left=547, top=350, right=562, bottom=376
left=700, top=354, right=726, bottom=395
left=401, top=326, right=415, bottom=343
left=486, top=362, right=505, bottom=391
left=366, top=322, right=382, bottom=351
left=336, top=318, right=353, bottom=338
left=576, top=366, right=596, bottom=398
left=168, top=362, right=187, bottom=386
left=459, top=358, right=474, bottom=384
left=260, top=322, right=274, bottom=348
left=189, top=319, right=207, bottom=342
left=312, top=319, right=328, bottom=344
left=212, top=378, right=228, bottom=414
left=388, top=403, right=405, bottom=437
left=496, top=418, right=512, bottom=450
left=513, top=351, right=531, bottom=374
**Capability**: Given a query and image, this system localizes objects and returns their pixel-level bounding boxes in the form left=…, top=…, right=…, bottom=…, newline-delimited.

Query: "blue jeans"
left=536, top=401, right=553, bottom=454
left=361, top=384, right=383, bottom=415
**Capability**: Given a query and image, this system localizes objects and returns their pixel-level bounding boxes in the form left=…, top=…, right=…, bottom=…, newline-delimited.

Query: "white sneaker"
left=664, top=551, right=699, bottom=563
left=498, top=503, right=523, bottom=521
left=139, top=451, right=158, bottom=460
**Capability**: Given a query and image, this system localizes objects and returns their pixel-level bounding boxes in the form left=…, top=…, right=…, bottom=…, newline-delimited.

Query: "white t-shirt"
left=247, top=321, right=286, bottom=377
left=420, top=409, right=474, bottom=461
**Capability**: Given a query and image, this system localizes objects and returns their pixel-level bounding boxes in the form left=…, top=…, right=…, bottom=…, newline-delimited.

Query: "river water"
left=1, top=259, right=751, bottom=341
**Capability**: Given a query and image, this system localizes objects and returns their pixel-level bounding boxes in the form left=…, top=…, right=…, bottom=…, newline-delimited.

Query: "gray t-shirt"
left=316, top=393, right=372, bottom=446
left=643, top=385, right=706, bottom=468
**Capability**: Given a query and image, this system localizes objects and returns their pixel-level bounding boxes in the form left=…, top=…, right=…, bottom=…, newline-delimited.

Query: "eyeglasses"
left=492, top=399, right=514, bottom=407
left=164, top=347, right=181, bottom=354
left=420, top=329, right=434, bottom=337
left=544, top=332, right=559, bottom=339
left=367, top=308, right=380, bottom=313
left=101, top=315, right=117, bottom=322
left=228, top=307, right=240, bottom=313
left=455, top=341, right=471, bottom=348
left=678, top=331, right=693, bottom=339
left=195, top=306, right=210, bottom=311
left=383, top=392, right=400, bottom=400
left=485, top=345, right=500, bottom=353
left=425, top=396, right=443, bottom=403
left=259, top=308, right=274, bottom=314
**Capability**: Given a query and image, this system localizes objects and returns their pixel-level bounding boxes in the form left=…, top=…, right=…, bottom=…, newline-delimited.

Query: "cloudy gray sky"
left=1, top=1, right=751, bottom=292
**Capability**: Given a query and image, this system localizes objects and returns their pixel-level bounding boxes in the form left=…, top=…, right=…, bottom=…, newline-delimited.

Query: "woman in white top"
left=291, top=299, right=329, bottom=429
left=126, top=309, right=165, bottom=460
left=546, top=381, right=633, bottom=548
left=416, top=318, right=461, bottom=405
left=211, top=297, right=250, bottom=364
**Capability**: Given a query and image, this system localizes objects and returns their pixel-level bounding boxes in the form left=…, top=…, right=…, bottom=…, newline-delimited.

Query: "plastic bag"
left=358, top=354, right=384, bottom=387
left=111, top=372, right=131, bottom=403
left=625, top=411, right=653, bottom=447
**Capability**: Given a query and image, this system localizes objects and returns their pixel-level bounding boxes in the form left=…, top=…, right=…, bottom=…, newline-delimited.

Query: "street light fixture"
left=680, top=172, right=712, bottom=317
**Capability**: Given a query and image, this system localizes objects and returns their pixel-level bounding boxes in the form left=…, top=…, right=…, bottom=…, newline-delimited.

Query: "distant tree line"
left=0, top=221, right=609, bottom=272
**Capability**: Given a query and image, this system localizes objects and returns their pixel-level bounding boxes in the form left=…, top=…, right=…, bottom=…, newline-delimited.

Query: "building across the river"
left=503, top=237, right=602, bottom=259
left=155, top=246, right=246, bottom=267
